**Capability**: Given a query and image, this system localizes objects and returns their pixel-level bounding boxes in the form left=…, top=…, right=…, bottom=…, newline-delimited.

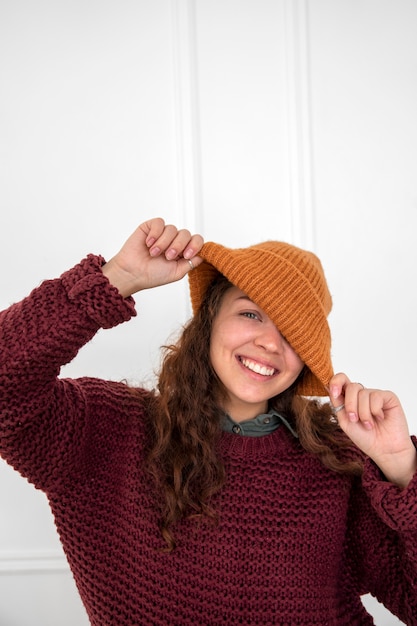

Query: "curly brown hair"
left=146, top=275, right=362, bottom=551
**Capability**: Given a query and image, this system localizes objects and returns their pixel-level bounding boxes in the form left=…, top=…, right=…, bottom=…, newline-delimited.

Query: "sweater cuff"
left=60, top=254, right=137, bottom=329
left=362, top=436, right=417, bottom=532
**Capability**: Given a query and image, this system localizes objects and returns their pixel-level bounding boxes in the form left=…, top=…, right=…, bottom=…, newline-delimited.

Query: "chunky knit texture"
left=1, top=256, right=417, bottom=626
left=188, top=240, right=333, bottom=397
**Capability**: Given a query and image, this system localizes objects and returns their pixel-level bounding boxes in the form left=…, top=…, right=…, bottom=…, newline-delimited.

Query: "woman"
left=1, top=217, right=416, bottom=625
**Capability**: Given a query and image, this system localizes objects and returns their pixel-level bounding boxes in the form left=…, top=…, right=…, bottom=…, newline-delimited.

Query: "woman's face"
left=210, top=286, right=304, bottom=422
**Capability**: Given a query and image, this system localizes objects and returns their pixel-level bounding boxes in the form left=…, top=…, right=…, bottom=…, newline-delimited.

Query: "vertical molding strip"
left=171, top=0, right=203, bottom=233
left=283, top=0, right=316, bottom=250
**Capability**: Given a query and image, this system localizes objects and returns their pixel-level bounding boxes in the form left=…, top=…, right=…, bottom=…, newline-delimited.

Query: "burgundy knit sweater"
left=1, top=255, right=417, bottom=625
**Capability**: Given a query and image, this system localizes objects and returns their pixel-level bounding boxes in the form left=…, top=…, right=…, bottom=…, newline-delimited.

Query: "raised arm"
left=0, top=217, right=204, bottom=486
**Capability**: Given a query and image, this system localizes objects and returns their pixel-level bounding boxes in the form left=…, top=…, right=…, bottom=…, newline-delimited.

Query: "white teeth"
left=241, top=358, right=275, bottom=376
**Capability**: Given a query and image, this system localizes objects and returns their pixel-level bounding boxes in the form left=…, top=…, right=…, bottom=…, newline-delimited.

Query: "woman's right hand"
left=102, top=217, right=204, bottom=297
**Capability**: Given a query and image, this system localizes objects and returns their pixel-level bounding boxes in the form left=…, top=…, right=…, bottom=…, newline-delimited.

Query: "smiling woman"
left=1, top=216, right=416, bottom=625
left=209, top=286, right=304, bottom=421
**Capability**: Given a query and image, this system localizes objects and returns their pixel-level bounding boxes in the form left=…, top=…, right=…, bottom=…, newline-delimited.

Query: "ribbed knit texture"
left=1, top=256, right=417, bottom=625
left=189, top=240, right=333, bottom=396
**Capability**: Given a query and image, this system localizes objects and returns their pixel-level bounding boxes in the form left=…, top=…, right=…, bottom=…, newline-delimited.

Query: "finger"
left=328, top=372, right=350, bottom=407
left=343, top=383, right=367, bottom=424
left=140, top=217, right=167, bottom=247
left=178, top=254, right=204, bottom=276
left=367, top=390, right=386, bottom=422
left=182, top=234, right=204, bottom=260
left=147, top=224, right=180, bottom=257
left=162, top=230, right=203, bottom=261
left=156, top=229, right=204, bottom=262
left=348, top=391, right=373, bottom=430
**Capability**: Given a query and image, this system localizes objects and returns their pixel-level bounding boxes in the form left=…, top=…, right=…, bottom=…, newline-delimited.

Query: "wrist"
left=376, top=444, right=417, bottom=489
left=101, top=258, right=139, bottom=299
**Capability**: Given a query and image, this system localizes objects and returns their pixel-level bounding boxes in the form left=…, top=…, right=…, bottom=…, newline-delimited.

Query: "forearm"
left=350, top=456, right=417, bottom=623
left=0, top=255, right=136, bottom=432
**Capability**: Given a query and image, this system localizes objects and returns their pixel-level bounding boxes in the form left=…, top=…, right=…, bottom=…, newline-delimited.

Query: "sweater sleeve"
left=0, top=255, right=136, bottom=489
left=346, top=439, right=417, bottom=623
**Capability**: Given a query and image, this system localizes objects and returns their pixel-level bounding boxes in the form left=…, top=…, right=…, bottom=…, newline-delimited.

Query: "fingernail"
left=183, top=247, right=193, bottom=259
left=330, top=385, right=339, bottom=399
left=146, top=237, right=156, bottom=248
left=348, top=412, right=358, bottom=422
left=149, top=246, right=160, bottom=257
left=166, top=248, right=178, bottom=260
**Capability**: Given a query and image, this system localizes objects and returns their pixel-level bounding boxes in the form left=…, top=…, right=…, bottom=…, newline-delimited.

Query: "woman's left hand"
left=329, top=373, right=417, bottom=488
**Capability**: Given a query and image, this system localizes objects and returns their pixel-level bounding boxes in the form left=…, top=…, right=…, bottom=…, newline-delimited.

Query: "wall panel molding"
left=171, top=0, right=203, bottom=232
left=0, top=550, right=68, bottom=574
left=283, top=0, right=315, bottom=249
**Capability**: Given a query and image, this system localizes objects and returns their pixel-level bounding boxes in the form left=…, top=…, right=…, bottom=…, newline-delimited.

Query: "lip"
left=237, top=355, right=279, bottom=378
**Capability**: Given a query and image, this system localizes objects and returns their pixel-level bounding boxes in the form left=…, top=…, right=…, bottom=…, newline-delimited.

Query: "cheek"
left=284, top=342, right=304, bottom=372
left=209, top=326, right=229, bottom=364
left=210, top=323, right=251, bottom=360
left=291, top=352, right=305, bottom=375
left=209, top=326, right=221, bottom=368
left=209, top=321, right=241, bottom=371
left=209, top=336, right=226, bottom=385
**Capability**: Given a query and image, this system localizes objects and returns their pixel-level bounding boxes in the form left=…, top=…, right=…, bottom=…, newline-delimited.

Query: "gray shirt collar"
left=222, top=409, right=298, bottom=438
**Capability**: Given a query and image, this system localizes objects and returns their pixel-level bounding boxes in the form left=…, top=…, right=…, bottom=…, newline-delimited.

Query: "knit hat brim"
left=188, top=241, right=333, bottom=397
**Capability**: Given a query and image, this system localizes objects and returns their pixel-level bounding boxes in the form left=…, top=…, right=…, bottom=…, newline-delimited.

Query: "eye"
left=241, top=311, right=260, bottom=320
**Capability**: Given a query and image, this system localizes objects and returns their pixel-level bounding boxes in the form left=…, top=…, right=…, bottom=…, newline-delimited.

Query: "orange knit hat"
left=188, top=240, right=333, bottom=397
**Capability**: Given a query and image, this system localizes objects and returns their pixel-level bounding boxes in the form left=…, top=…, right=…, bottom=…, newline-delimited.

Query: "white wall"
left=1, top=1, right=416, bottom=623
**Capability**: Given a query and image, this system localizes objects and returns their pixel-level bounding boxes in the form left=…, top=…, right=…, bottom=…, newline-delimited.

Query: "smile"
left=240, top=357, right=277, bottom=377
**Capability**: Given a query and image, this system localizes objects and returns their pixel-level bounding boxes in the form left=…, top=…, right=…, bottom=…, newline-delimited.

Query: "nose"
left=254, top=321, right=286, bottom=353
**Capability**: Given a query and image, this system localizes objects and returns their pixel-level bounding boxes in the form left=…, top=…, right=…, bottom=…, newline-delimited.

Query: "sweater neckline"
left=218, top=423, right=299, bottom=460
